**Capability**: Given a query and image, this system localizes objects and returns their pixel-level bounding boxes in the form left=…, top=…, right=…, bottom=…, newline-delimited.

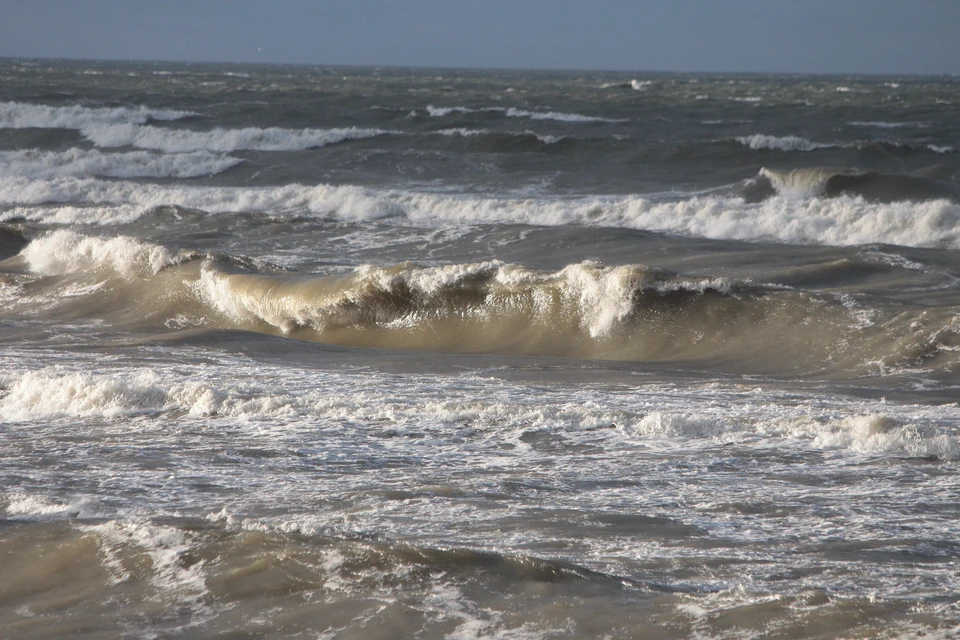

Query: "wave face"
left=2, top=62, right=960, bottom=640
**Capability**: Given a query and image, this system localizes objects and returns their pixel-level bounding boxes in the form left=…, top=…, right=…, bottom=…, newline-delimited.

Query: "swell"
left=4, top=231, right=958, bottom=377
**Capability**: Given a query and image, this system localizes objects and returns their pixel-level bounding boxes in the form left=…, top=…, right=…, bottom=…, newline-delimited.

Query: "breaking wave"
left=3, top=177, right=960, bottom=249
left=6, top=232, right=959, bottom=375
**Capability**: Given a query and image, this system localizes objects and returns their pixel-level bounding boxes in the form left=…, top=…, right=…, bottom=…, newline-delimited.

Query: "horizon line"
left=2, top=55, right=957, bottom=79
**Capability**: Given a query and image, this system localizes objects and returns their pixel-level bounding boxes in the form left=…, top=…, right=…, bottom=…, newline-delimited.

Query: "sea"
left=0, top=59, right=959, bottom=639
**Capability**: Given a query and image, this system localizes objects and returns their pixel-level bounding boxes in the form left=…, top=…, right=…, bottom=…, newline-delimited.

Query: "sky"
left=2, top=0, right=958, bottom=75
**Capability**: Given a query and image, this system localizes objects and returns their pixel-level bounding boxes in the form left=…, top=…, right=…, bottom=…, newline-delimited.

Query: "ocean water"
left=1, top=59, right=959, bottom=639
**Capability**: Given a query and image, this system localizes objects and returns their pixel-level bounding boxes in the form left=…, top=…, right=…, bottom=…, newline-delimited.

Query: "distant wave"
left=431, top=128, right=564, bottom=144
left=0, top=100, right=196, bottom=129
left=426, top=105, right=477, bottom=117
left=80, top=123, right=394, bottom=153
left=847, top=121, right=931, bottom=129
left=426, top=104, right=624, bottom=123
left=736, top=134, right=835, bottom=152
left=0, top=148, right=241, bottom=179
left=504, top=107, right=625, bottom=123
left=3, top=177, right=960, bottom=249
left=735, top=133, right=951, bottom=155
left=746, top=167, right=960, bottom=204
left=598, top=80, right=655, bottom=90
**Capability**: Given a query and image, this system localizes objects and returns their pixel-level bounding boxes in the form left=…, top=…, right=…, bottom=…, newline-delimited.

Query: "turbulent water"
left=1, top=59, right=960, bottom=639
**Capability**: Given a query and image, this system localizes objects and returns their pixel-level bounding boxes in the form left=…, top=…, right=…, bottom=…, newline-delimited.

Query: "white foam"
left=758, top=167, right=842, bottom=198
left=85, top=521, right=208, bottom=598
left=21, top=230, right=185, bottom=279
left=426, top=105, right=477, bottom=117
left=620, top=408, right=960, bottom=459
left=504, top=107, right=625, bottom=123
left=0, top=148, right=240, bottom=179
left=2, top=363, right=958, bottom=461
left=736, top=134, right=834, bottom=152
left=0, top=369, right=167, bottom=420
left=555, top=262, right=652, bottom=337
left=81, top=122, right=391, bottom=153
left=0, top=178, right=407, bottom=223
left=431, top=128, right=562, bottom=144
left=630, top=412, right=724, bottom=439
left=197, top=259, right=714, bottom=338
left=620, top=195, right=960, bottom=248
left=4, top=493, right=100, bottom=519
left=847, top=121, right=930, bottom=129
left=0, top=367, right=297, bottom=422
left=0, top=100, right=195, bottom=129
left=810, top=414, right=960, bottom=458
left=434, top=127, right=488, bottom=137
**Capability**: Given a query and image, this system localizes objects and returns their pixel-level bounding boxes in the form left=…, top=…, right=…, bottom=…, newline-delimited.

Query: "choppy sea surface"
left=1, top=59, right=959, bottom=639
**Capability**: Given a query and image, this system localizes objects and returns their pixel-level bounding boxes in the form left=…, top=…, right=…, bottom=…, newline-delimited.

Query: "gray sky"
left=2, top=0, right=958, bottom=75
